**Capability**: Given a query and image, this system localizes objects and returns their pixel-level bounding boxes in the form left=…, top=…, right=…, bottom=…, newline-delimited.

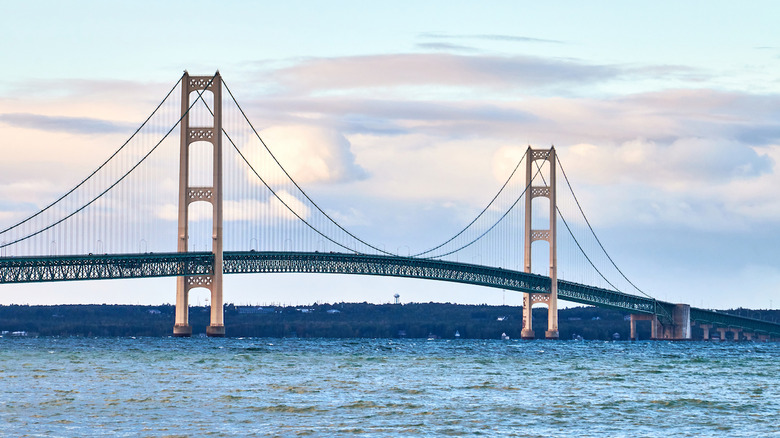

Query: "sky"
left=1, top=1, right=780, bottom=311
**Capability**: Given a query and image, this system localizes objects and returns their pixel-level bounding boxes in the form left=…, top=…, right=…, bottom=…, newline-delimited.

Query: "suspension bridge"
left=1, top=72, right=778, bottom=341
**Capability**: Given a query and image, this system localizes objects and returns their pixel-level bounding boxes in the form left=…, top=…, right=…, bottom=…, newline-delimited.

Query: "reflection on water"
left=0, top=337, right=777, bottom=436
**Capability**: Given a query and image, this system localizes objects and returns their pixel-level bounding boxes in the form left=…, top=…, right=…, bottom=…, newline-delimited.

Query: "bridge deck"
left=2, top=251, right=778, bottom=336
left=223, top=251, right=662, bottom=315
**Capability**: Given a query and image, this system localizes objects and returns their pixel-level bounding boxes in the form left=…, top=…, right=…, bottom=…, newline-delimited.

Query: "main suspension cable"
left=224, top=79, right=542, bottom=259
left=556, top=205, right=620, bottom=291
left=0, top=73, right=218, bottom=249
left=222, top=79, right=394, bottom=256
left=195, top=88, right=367, bottom=254
left=0, top=74, right=185, bottom=236
left=430, top=149, right=551, bottom=260
left=531, top=157, right=655, bottom=299
left=555, top=154, right=653, bottom=298
left=530, top=158, right=622, bottom=291
left=412, top=148, right=528, bottom=257
left=225, top=131, right=367, bottom=254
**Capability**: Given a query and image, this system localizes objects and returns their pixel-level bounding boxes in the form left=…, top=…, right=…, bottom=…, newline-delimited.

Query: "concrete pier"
left=173, top=323, right=192, bottom=337
left=206, top=325, right=225, bottom=337
left=699, top=323, right=712, bottom=341
left=630, top=313, right=659, bottom=340
left=671, top=304, right=691, bottom=340
left=630, top=304, right=690, bottom=340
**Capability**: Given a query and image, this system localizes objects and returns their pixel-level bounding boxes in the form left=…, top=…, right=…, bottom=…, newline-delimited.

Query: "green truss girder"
left=0, top=252, right=213, bottom=283
left=1, top=251, right=778, bottom=336
left=222, top=251, right=551, bottom=295
left=222, top=252, right=676, bottom=319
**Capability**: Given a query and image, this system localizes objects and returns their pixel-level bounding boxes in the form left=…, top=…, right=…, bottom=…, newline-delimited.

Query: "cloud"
left=323, top=207, right=370, bottom=227
left=416, top=42, right=481, bottom=53
left=553, top=138, right=778, bottom=230
left=3, top=78, right=174, bottom=102
left=2, top=54, right=779, bottom=250
left=224, top=192, right=311, bottom=222
left=0, top=112, right=132, bottom=134
left=244, top=125, right=367, bottom=184
left=253, top=97, right=538, bottom=137
left=602, top=91, right=780, bottom=156
left=342, top=133, right=500, bottom=205
left=156, top=191, right=311, bottom=223
left=242, top=79, right=756, bottom=146
left=491, top=146, right=527, bottom=183
left=561, top=138, right=771, bottom=188
left=418, top=32, right=564, bottom=45
left=735, top=125, right=780, bottom=145
left=0, top=180, right=61, bottom=205
left=269, top=53, right=621, bottom=94
left=0, top=211, right=14, bottom=224
left=0, top=77, right=186, bottom=131
left=228, top=60, right=780, bottom=230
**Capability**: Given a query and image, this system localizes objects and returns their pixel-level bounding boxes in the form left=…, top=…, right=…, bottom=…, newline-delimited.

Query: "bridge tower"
left=173, top=72, right=225, bottom=337
left=522, top=147, right=559, bottom=339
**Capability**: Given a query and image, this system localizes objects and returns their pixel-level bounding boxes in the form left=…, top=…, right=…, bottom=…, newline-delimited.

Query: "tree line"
left=1, top=303, right=776, bottom=340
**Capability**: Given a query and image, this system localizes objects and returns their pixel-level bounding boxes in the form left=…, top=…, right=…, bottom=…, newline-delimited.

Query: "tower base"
left=173, top=324, right=192, bottom=337
left=521, top=329, right=535, bottom=340
left=206, top=325, right=225, bottom=337
left=545, top=330, right=559, bottom=340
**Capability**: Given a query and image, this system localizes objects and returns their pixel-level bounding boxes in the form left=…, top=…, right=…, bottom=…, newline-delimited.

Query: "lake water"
left=0, top=337, right=777, bottom=437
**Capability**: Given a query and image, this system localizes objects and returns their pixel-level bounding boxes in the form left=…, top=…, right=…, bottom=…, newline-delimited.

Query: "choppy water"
left=0, top=337, right=778, bottom=437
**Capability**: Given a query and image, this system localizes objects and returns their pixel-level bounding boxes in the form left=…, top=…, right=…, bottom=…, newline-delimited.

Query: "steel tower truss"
left=522, top=147, right=559, bottom=339
left=173, top=72, right=224, bottom=337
